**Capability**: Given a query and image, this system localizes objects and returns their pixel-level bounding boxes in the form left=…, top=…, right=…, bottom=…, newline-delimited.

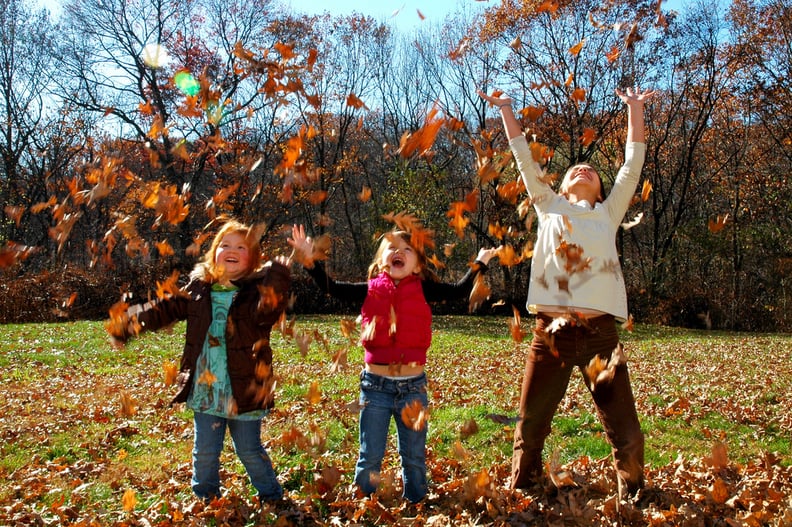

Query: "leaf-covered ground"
left=1, top=317, right=791, bottom=526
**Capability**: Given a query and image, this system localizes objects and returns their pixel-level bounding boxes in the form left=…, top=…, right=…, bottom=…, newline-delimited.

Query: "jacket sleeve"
left=421, top=261, right=488, bottom=302
left=305, top=262, right=369, bottom=303
left=108, top=290, right=191, bottom=342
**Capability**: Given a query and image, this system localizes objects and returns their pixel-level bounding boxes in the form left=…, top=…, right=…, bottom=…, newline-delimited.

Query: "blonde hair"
left=199, top=219, right=263, bottom=282
left=559, top=164, right=605, bottom=203
left=367, top=230, right=438, bottom=282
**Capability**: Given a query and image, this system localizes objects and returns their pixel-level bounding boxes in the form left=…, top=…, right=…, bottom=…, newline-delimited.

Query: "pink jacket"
left=360, top=273, right=432, bottom=365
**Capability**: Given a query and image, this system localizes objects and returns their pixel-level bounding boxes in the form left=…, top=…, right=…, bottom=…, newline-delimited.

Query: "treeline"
left=0, top=0, right=790, bottom=330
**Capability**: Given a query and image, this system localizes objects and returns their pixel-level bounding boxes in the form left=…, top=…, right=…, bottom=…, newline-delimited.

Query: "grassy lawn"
left=1, top=315, right=790, bottom=525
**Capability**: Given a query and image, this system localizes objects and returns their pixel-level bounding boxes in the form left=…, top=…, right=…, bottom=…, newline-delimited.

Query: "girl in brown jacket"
left=106, top=219, right=291, bottom=504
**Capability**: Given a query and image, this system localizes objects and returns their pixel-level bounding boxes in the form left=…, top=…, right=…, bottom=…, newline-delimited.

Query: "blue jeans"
left=355, top=370, right=429, bottom=503
left=191, top=412, right=283, bottom=501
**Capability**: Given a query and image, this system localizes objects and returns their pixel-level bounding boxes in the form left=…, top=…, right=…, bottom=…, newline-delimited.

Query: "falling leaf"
left=510, top=36, right=522, bottom=51
left=307, top=380, right=322, bottom=405
left=163, top=361, right=178, bottom=386
left=389, top=305, right=398, bottom=336
left=497, top=244, right=521, bottom=267
left=706, top=442, right=729, bottom=469
left=358, top=186, right=372, bottom=202
left=401, top=399, right=428, bottom=431
left=155, top=240, right=174, bottom=257
left=520, top=106, right=545, bottom=122
left=625, top=22, right=643, bottom=49
left=346, top=92, right=368, bottom=110
left=119, top=391, right=138, bottom=417
left=621, top=314, right=634, bottom=332
left=546, top=449, right=576, bottom=489
left=580, top=128, right=596, bottom=146
left=641, top=179, right=653, bottom=202
left=570, top=87, right=586, bottom=104
left=569, top=39, right=585, bottom=56
left=485, top=413, right=518, bottom=425
left=4, top=205, right=25, bottom=226
left=710, top=477, right=729, bottom=504
left=509, top=306, right=528, bottom=343
left=708, top=213, right=730, bottom=233
left=469, top=273, right=491, bottom=313
left=121, top=488, right=137, bottom=512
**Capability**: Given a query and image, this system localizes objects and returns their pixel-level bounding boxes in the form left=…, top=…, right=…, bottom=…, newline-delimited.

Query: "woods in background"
left=1, top=0, right=790, bottom=331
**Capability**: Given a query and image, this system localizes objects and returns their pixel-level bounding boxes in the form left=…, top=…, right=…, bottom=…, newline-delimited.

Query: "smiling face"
left=560, top=164, right=604, bottom=204
left=214, top=231, right=251, bottom=284
left=378, top=233, right=421, bottom=282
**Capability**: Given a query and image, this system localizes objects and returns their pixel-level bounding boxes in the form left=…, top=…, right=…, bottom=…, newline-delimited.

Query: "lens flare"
left=142, top=43, right=170, bottom=68
left=174, top=71, right=200, bottom=96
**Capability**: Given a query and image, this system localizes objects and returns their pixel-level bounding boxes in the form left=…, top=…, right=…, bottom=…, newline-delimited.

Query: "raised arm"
left=477, top=90, right=523, bottom=140
left=615, top=87, right=655, bottom=144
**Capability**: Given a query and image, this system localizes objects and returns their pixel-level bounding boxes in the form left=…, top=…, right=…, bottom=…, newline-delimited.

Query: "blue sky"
left=283, top=0, right=486, bottom=31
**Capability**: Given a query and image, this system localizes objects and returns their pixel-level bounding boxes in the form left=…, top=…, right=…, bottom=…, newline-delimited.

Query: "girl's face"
left=214, top=231, right=251, bottom=283
left=562, top=164, right=603, bottom=204
left=380, top=235, right=421, bottom=282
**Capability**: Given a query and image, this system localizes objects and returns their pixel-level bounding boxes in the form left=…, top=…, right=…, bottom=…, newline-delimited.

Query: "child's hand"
left=287, top=224, right=315, bottom=268
left=477, top=89, right=513, bottom=109
left=476, top=246, right=502, bottom=266
left=615, top=87, right=656, bottom=106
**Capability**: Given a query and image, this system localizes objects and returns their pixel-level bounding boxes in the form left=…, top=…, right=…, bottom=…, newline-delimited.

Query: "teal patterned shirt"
left=186, top=284, right=267, bottom=420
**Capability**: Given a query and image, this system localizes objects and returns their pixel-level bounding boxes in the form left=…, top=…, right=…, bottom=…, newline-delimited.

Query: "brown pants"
left=511, top=314, right=644, bottom=494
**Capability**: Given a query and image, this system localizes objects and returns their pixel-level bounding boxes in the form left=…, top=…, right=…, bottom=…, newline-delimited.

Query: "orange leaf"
left=606, top=46, right=621, bottom=63
left=358, top=186, right=372, bottom=202
left=122, top=489, right=137, bottom=512
left=509, top=306, right=528, bottom=343
left=570, top=87, right=586, bottom=104
left=119, top=391, right=138, bottom=417
left=580, top=128, right=596, bottom=146
left=401, top=399, right=428, bottom=431
left=468, top=273, right=491, bottom=313
left=163, top=361, right=178, bottom=386
left=346, top=92, right=368, bottom=110
left=708, top=213, right=730, bottom=233
left=155, top=240, right=174, bottom=257
left=641, top=179, right=652, bottom=202
left=568, top=39, right=585, bottom=56
left=307, top=380, right=322, bottom=405
left=520, top=106, right=545, bottom=122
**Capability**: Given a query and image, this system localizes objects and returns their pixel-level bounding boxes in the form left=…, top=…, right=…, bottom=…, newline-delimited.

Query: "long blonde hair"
left=199, top=220, right=263, bottom=282
left=367, top=230, right=439, bottom=282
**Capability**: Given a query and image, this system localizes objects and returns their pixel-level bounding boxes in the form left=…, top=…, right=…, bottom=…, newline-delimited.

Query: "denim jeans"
left=191, top=412, right=283, bottom=501
left=355, top=370, right=429, bottom=503
left=511, top=314, right=644, bottom=494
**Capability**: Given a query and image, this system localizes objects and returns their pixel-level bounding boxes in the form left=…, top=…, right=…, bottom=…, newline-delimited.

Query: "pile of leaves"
left=1, top=319, right=791, bottom=526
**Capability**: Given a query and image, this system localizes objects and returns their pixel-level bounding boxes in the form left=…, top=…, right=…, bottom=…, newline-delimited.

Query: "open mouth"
left=391, top=255, right=405, bottom=269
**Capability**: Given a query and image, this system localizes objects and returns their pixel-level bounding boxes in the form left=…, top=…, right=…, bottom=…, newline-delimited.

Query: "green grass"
left=1, top=315, right=791, bottom=523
